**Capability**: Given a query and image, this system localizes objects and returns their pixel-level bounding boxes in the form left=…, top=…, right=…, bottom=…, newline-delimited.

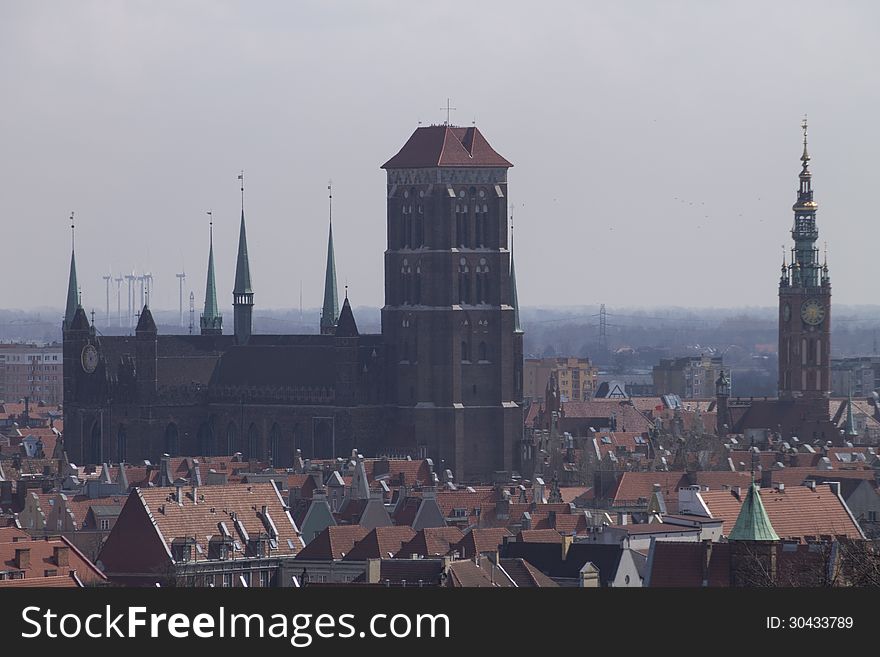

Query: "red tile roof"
left=446, top=557, right=514, bottom=587
left=499, top=558, right=559, bottom=587
left=295, top=526, right=370, bottom=561
left=700, top=484, right=864, bottom=539
left=127, top=482, right=300, bottom=562
left=369, top=459, right=432, bottom=486
left=0, top=534, right=106, bottom=587
left=382, top=125, right=512, bottom=169
left=453, top=528, right=512, bottom=558
left=343, top=527, right=417, bottom=561
left=517, top=529, right=565, bottom=543
left=610, top=471, right=689, bottom=508
left=395, top=527, right=464, bottom=558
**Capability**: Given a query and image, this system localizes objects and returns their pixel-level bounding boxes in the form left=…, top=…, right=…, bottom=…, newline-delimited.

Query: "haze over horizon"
left=3, top=1, right=878, bottom=314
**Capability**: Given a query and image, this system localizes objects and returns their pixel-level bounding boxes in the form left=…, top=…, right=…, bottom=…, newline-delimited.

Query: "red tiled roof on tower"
left=382, top=125, right=513, bottom=169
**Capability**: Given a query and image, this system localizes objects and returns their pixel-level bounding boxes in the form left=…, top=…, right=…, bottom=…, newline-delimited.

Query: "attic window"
left=601, top=436, right=612, bottom=445
left=452, top=508, right=467, bottom=518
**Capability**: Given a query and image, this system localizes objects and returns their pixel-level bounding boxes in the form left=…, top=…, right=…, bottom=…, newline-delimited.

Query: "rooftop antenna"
left=70, top=212, right=75, bottom=251
left=189, top=291, right=195, bottom=335
left=441, top=98, right=456, bottom=126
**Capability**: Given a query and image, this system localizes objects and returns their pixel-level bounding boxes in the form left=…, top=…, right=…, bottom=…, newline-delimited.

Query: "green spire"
left=845, top=389, right=859, bottom=438
left=63, top=214, right=80, bottom=330
left=510, top=218, right=522, bottom=334
left=320, top=221, right=339, bottom=333
left=233, top=208, right=253, bottom=295
left=728, top=482, right=780, bottom=542
left=320, top=184, right=339, bottom=334
left=200, top=218, right=222, bottom=335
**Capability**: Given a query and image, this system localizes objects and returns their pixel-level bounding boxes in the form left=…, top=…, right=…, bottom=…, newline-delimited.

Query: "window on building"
left=222, top=573, right=233, bottom=588
left=260, top=570, right=270, bottom=588
left=461, top=341, right=470, bottom=363
left=100, top=519, right=111, bottom=531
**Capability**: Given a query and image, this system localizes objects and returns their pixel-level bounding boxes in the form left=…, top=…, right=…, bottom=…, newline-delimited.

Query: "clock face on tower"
left=81, top=344, right=98, bottom=373
left=800, top=299, right=826, bottom=326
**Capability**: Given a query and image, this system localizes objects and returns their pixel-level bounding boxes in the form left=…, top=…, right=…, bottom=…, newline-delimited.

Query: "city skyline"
left=3, top=2, right=879, bottom=315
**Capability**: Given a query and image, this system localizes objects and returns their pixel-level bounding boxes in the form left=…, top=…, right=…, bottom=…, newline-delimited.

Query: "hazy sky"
left=3, top=1, right=879, bottom=319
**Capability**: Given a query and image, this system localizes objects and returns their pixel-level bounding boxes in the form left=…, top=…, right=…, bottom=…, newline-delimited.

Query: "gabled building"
left=97, top=482, right=302, bottom=587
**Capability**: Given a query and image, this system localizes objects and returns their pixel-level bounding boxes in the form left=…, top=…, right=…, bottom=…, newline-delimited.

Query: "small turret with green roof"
left=728, top=482, right=780, bottom=542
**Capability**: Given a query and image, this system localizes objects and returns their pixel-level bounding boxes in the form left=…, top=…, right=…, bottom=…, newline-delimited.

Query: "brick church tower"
left=381, top=124, right=524, bottom=481
left=778, top=119, right=831, bottom=400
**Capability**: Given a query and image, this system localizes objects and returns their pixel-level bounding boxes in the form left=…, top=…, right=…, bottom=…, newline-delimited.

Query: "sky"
left=2, top=1, right=879, bottom=318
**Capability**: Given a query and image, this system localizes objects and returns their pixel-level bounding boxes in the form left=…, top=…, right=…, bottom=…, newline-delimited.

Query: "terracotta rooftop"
left=453, top=528, right=512, bottom=558
left=395, top=527, right=464, bottom=558
left=0, top=534, right=106, bottom=587
left=129, top=482, right=300, bottom=562
left=295, top=525, right=369, bottom=561
left=699, top=484, right=864, bottom=540
left=343, top=526, right=417, bottom=561
left=382, top=125, right=512, bottom=169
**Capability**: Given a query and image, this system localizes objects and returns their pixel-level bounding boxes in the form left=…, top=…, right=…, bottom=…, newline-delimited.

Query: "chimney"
left=15, top=547, right=31, bottom=569
left=804, top=480, right=817, bottom=491
left=366, top=558, right=381, bottom=584
left=53, top=545, right=69, bottom=567
left=175, top=481, right=184, bottom=506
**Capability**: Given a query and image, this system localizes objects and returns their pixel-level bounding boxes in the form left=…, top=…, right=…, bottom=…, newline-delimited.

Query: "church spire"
left=789, top=116, right=823, bottom=288
left=728, top=482, right=780, bottom=542
left=200, top=213, right=222, bottom=335
left=510, top=214, right=522, bottom=334
left=320, top=183, right=339, bottom=335
left=233, top=171, right=254, bottom=344
left=63, top=213, right=80, bottom=330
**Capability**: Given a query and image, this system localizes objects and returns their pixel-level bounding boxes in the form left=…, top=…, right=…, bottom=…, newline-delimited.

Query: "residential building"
left=652, top=355, right=723, bottom=399
left=0, top=343, right=63, bottom=405
left=524, top=357, right=598, bottom=402
left=97, top=482, right=303, bottom=587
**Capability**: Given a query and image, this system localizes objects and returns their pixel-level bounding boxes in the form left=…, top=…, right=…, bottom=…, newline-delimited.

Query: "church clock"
left=81, top=344, right=98, bottom=373
left=800, top=299, right=825, bottom=326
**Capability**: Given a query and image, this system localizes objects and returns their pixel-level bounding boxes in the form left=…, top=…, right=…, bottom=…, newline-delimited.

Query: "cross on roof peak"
left=441, top=98, right=457, bottom=126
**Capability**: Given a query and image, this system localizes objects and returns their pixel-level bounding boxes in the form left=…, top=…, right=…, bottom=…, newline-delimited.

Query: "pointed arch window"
left=226, top=422, right=237, bottom=456
left=248, top=423, right=260, bottom=461
left=456, top=203, right=467, bottom=248
left=458, top=258, right=471, bottom=305
left=461, top=340, right=470, bottom=363
left=116, top=425, right=127, bottom=463
left=478, top=341, right=488, bottom=362
left=475, top=258, right=489, bottom=304
left=400, top=259, right=413, bottom=305
left=414, top=263, right=422, bottom=304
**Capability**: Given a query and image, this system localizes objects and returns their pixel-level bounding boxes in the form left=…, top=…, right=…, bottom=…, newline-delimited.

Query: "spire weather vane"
left=238, top=170, right=245, bottom=211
